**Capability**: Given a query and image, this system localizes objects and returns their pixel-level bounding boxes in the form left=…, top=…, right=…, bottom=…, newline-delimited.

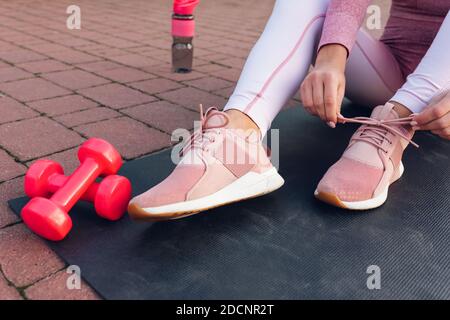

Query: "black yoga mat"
left=9, top=105, right=450, bottom=300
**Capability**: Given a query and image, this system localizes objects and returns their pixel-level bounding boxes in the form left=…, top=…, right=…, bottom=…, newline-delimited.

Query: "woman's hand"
left=300, top=44, right=347, bottom=128
left=412, top=91, right=450, bottom=140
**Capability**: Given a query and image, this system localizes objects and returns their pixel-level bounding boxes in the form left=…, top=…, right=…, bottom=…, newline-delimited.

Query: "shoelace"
left=339, top=114, right=419, bottom=152
left=181, top=104, right=229, bottom=155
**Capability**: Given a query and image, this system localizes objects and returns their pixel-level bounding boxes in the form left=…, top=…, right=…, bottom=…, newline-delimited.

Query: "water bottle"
left=172, top=0, right=199, bottom=73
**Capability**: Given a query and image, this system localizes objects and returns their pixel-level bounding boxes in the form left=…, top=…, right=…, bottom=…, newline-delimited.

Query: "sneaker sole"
left=314, top=162, right=404, bottom=210
left=128, top=167, right=285, bottom=221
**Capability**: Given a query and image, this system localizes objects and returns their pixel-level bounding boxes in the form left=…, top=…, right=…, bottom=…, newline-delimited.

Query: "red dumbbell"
left=21, top=138, right=131, bottom=241
left=25, top=159, right=131, bottom=221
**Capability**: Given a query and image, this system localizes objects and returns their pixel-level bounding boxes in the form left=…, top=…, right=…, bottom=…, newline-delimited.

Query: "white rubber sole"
left=314, top=162, right=404, bottom=210
left=138, top=167, right=285, bottom=216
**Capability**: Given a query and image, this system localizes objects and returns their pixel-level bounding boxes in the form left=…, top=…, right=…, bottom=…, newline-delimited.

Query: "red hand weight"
left=21, top=138, right=132, bottom=241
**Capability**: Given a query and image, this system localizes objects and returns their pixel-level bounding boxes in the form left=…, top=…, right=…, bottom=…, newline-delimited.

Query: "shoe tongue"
left=179, top=110, right=227, bottom=167
left=372, top=103, right=412, bottom=141
left=371, top=103, right=398, bottom=121
left=344, top=104, right=399, bottom=169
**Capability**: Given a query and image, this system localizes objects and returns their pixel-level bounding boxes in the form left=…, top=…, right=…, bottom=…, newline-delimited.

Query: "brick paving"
left=0, top=0, right=390, bottom=299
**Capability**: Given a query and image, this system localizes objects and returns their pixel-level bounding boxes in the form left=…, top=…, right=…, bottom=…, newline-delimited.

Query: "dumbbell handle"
left=50, top=158, right=102, bottom=212
left=47, top=173, right=99, bottom=203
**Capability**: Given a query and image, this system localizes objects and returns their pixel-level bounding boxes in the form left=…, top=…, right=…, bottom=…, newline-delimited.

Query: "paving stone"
left=199, top=52, right=232, bottom=63
left=25, top=269, right=99, bottom=300
left=87, top=47, right=127, bottom=58
left=215, top=57, right=247, bottom=69
left=0, top=49, right=46, bottom=64
left=53, top=37, right=94, bottom=48
left=147, top=37, right=172, bottom=50
left=144, top=65, right=206, bottom=81
left=0, top=224, right=65, bottom=287
left=108, top=53, right=161, bottom=68
left=0, top=61, right=10, bottom=68
left=75, top=117, right=171, bottom=159
left=76, top=61, right=122, bottom=72
left=0, top=42, right=20, bottom=54
left=184, top=76, right=233, bottom=91
left=114, top=32, right=150, bottom=42
left=0, top=149, right=26, bottom=182
left=76, top=43, right=112, bottom=53
left=22, top=42, right=68, bottom=54
left=96, top=37, right=138, bottom=49
left=53, top=107, right=120, bottom=128
left=0, top=78, right=70, bottom=102
left=17, top=60, right=72, bottom=74
left=208, top=45, right=250, bottom=59
left=157, top=87, right=227, bottom=111
left=214, top=68, right=242, bottom=82
left=0, top=117, right=84, bottom=161
left=46, top=50, right=101, bottom=64
left=42, top=69, right=110, bottom=90
left=123, top=100, right=198, bottom=134
left=213, top=85, right=235, bottom=98
left=26, top=147, right=80, bottom=177
left=0, top=66, right=32, bottom=82
left=0, top=177, right=23, bottom=229
left=0, top=272, right=22, bottom=300
left=0, top=96, right=38, bottom=124
left=194, top=63, right=231, bottom=74
left=94, top=67, right=156, bottom=83
left=191, top=47, right=217, bottom=58
left=129, top=78, right=184, bottom=95
left=27, top=95, right=98, bottom=116
left=127, top=45, right=167, bottom=57
left=78, top=83, right=156, bottom=109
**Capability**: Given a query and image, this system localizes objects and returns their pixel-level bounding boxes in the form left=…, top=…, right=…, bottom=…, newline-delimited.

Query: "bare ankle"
left=389, top=101, right=413, bottom=118
left=225, top=109, right=260, bottom=134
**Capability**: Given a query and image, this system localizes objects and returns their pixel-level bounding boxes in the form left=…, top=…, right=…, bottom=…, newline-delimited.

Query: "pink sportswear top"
left=319, top=0, right=450, bottom=77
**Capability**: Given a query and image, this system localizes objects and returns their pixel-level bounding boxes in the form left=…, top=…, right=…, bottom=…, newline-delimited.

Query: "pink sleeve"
left=318, top=0, right=372, bottom=54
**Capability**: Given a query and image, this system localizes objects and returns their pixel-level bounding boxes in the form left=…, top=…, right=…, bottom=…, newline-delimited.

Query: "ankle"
left=389, top=101, right=413, bottom=118
left=225, top=109, right=261, bottom=135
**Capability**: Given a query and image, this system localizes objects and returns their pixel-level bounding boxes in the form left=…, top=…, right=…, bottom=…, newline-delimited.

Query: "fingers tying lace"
left=338, top=114, right=419, bottom=151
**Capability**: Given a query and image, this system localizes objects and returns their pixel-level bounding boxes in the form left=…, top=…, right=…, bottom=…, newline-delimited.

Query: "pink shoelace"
left=339, top=114, right=419, bottom=152
left=181, top=104, right=229, bottom=155
left=181, top=105, right=419, bottom=156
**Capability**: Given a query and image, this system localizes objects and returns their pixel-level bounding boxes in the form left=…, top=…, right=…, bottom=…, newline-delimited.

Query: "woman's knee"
left=345, top=29, right=404, bottom=107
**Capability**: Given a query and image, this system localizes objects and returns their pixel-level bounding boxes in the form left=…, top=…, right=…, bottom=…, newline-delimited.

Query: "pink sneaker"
left=315, top=103, right=418, bottom=210
left=128, top=106, right=284, bottom=221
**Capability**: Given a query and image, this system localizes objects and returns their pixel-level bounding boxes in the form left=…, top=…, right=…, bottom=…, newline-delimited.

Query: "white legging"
left=224, top=0, right=450, bottom=135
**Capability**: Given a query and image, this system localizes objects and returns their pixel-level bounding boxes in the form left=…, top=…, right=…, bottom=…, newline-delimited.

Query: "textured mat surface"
left=9, top=106, right=450, bottom=299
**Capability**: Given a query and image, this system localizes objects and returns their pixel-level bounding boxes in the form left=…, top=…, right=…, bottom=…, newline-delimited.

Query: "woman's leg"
left=223, top=0, right=411, bottom=136
left=224, top=0, right=329, bottom=135
left=315, top=30, right=418, bottom=210
left=390, top=12, right=450, bottom=114
left=128, top=0, right=331, bottom=220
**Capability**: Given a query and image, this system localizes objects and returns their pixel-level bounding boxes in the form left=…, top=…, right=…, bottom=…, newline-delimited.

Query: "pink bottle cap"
left=173, top=0, right=199, bottom=15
